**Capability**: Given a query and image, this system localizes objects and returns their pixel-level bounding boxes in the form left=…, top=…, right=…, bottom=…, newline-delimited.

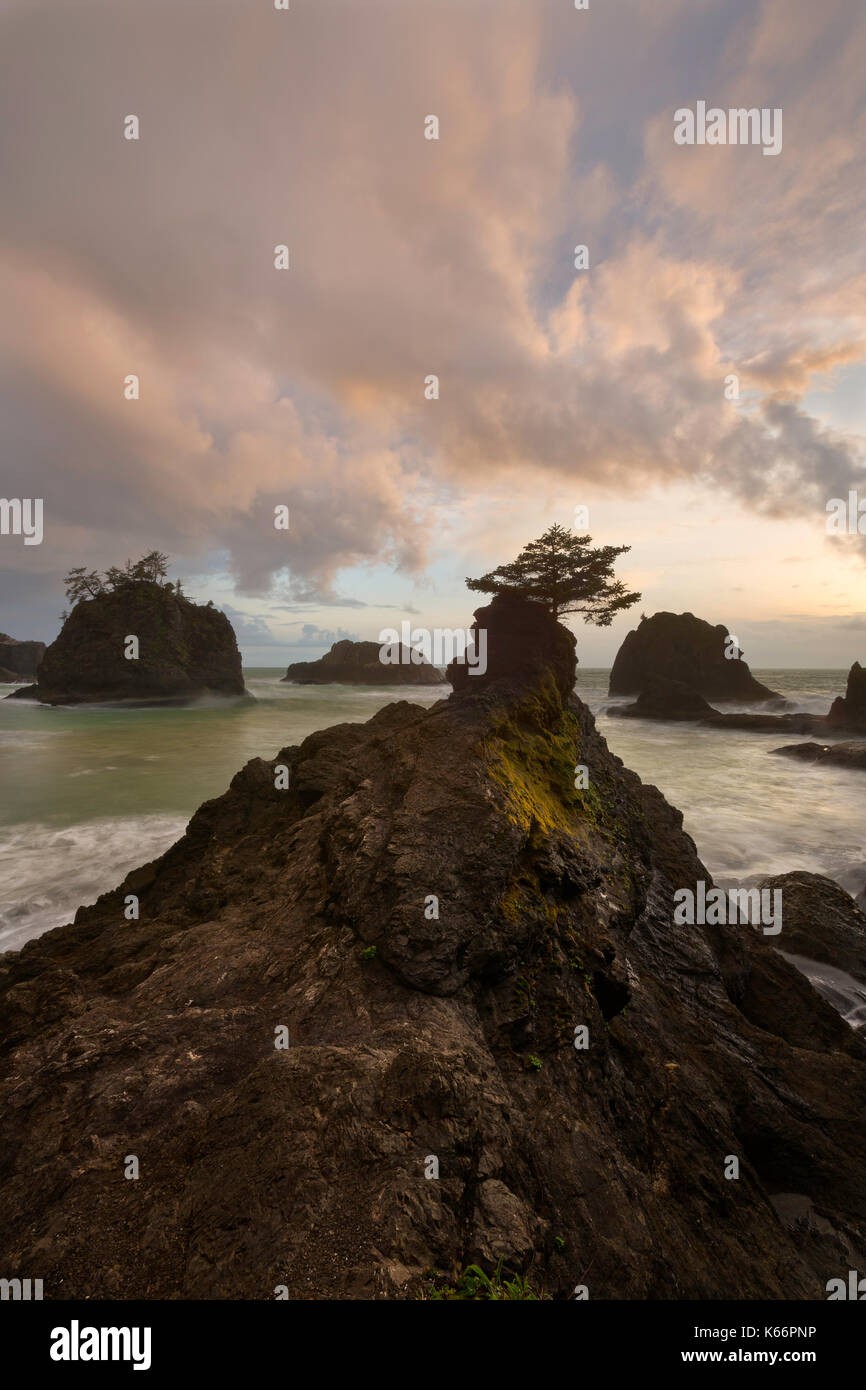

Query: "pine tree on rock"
left=466, top=524, right=640, bottom=625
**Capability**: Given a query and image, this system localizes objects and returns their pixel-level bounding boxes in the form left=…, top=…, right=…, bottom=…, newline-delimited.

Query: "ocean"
left=0, top=668, right=862, bottom=961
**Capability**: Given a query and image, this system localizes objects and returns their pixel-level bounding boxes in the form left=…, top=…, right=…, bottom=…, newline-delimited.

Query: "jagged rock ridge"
left=0, top=595, right=864, bottom=1299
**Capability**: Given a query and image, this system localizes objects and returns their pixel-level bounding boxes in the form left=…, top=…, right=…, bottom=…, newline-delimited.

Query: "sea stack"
left=16, top=585, right=248, bottom=705
left=827, top=662, right=866, bottom=731
left=609, top=611, right=780, bottom=702
left=1, top=598, right=864, bottom=1298
left=282, top=638, right=446, bottom=685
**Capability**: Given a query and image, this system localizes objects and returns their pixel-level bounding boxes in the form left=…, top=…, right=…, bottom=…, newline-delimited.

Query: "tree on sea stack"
left=466, top=524, right=640, bottom=625
left=63, top=551, right=173, bottom=608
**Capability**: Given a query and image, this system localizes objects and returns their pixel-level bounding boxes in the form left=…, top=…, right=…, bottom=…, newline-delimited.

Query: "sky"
left=1, top=0, right=865, bottom=668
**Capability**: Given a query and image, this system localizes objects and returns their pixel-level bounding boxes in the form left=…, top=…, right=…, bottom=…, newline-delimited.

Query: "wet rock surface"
left=758, top=872, right=866, bottom=989
left=0, top=604, right=864, bottom=1299
left=770, top=741, right=866, bottom=770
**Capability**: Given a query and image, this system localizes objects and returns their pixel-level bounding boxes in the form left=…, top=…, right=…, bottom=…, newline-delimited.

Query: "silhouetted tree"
left=131, top=551, right=169, bottom=584
left=63, top=568, right=105, bottom=605
left=63, top=553, right=174, bottom=607
left=466, top=524, right=640, bottom=625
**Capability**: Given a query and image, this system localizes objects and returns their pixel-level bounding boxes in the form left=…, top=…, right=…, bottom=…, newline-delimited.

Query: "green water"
left=0, top=670, right=443, bottom=951
left=0, top=671, right=443, bottom=825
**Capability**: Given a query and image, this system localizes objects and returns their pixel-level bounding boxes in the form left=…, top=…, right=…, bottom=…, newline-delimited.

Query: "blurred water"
left=581, top=668, right=866, bottom=900
left=0, top=672, right=443, bottom=951
left=0, top=667, right=862, bottom=954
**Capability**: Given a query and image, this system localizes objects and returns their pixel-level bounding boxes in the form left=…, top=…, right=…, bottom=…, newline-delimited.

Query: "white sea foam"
left=0, top=815, right=186, bottom=954
left=780, top=952, right=866, bottom=1029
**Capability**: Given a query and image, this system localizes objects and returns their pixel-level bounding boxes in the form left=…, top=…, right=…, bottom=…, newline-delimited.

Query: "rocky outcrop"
left=827, top=662, right=866, bottom=731
left=1, top=602, right=865, bottom=1300
left=612, top=661, right=866, bottom=738
left=758, top=872, right=866, bottom=989
left=608, top=676, right=715, bottom=721
left=609, top=701, right=826, bottom=735
left=283, top=638, right=446, bottom=685
left=770, top=742, right=866, bottom=770
left=693, top=663, right=866, bottom=737
left=0, top=633, right=45, bottom=681
left=702, top=711, right=823, bottom=734
left=446, top=593, right=575, bottom=698
left=9, top=586, right=248, bottom=706
left=609, top=611, right=779, bottom=702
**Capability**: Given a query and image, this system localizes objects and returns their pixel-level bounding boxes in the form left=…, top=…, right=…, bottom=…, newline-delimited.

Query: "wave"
left=0, top=814, right=186, bottom=954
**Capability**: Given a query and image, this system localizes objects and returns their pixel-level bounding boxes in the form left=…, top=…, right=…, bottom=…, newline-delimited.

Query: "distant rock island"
left=611, top=660, right=866, bottom=743
left=2, top=593, right=865, bottom=1298
left=609, top=611, right=780, bottom=702
left=8, top=559, right=248, bottom=706
left=0, top=633, right=45, bottom=683
left=282, top=638, right=446, bottom=685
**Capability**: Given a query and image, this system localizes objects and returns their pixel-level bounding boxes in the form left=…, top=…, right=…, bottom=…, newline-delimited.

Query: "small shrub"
left=420, top=1259, right=547, bottom=1301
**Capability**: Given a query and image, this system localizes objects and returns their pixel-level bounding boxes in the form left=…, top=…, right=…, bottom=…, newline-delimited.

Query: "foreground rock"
left=0, top=633, right=45, bottom=681
left=758, top=872, right=866, bottom=990
left=770, top=741, right=866, bottom=771
left=609, top=611, right=780, bottom=702
left=283, top=638, right=445, bottom=685
left=7, top=586, right=248, bottom=705
left=1, top=594, right=865, bottom=1299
